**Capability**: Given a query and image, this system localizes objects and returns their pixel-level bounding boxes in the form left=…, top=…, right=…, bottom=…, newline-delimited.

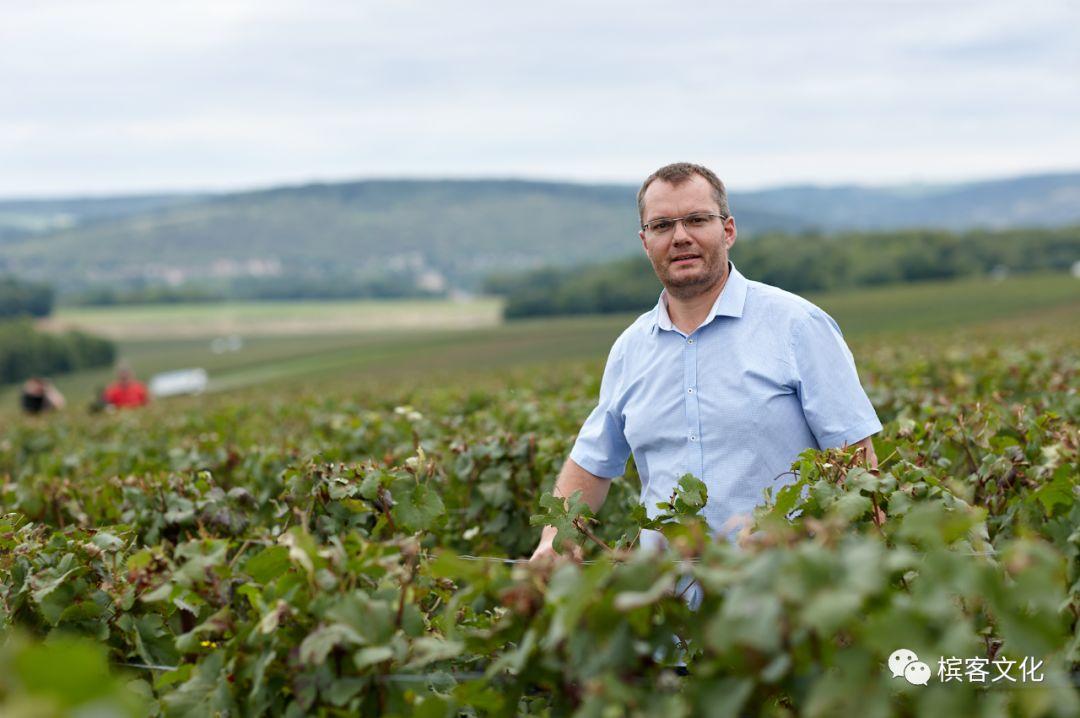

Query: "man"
left=103, top=364, right=150, bottom=409
left=531, top=162, right=881, bottom=561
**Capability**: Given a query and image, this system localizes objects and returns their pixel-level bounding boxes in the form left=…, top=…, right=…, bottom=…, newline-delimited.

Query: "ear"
left=724, top=216, right=737, bottom=250
left=639, top=229, right=648, bottom=253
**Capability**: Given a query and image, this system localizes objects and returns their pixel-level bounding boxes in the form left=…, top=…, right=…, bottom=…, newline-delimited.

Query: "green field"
left=4, top=272, right=1077, bottom=420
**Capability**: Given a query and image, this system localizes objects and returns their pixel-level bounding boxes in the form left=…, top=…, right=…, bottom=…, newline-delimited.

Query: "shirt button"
left=689, top=435, right=697, bottom=441
left=687, top=387, right=695, bottom=394
left=687, top=338, right=694, bottom=344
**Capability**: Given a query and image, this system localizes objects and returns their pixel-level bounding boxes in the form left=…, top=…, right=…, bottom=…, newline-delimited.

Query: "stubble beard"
left=655, top=252, right=727, bottom=301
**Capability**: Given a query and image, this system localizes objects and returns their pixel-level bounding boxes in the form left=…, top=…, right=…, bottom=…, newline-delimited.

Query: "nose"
left=671, top=219, right=692, bottom=244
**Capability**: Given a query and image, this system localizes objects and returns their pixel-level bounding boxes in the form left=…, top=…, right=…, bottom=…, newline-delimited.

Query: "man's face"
left=639, top=175, right=736, bottom=299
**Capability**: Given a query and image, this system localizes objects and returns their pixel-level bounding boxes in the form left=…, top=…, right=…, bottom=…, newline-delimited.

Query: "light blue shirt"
left=569, top=263, right=882, bottom=539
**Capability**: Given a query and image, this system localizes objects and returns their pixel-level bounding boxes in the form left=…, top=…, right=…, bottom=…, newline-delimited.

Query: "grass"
left=3, top=272, right=1077, bottom=419
left=43, top=297, right=503, bottom=338
left=805, top=272, right=1080, bottom=336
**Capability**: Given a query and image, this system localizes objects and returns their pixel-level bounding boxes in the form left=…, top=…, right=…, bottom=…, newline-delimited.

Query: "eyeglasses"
left=641, top=212, right=726, bottom=237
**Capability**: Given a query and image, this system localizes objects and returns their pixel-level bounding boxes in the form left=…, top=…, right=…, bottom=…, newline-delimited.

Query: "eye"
left=649, top=219, right=675, bottom=233
left=685, top=214, right=712, bottom=228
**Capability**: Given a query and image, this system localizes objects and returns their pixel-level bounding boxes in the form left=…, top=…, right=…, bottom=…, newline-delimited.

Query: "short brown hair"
left=637, top=162, right=730, bottom=224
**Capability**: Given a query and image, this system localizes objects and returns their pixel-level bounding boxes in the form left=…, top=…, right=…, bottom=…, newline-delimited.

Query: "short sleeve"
left=791, top=309, right=882, bottom=449
left=569, top=341, right=632, bottom=479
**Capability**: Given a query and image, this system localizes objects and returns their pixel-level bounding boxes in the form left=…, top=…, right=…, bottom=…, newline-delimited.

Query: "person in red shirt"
left=103, top=364, right=149, bottom=409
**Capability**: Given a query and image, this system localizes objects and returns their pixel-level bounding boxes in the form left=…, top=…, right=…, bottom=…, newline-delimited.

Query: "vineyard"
left=1, top=311, right=1078, bottom=716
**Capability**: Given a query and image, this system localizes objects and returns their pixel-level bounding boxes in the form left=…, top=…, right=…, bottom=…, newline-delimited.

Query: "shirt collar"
left=652, top=262, right=748, bottom=334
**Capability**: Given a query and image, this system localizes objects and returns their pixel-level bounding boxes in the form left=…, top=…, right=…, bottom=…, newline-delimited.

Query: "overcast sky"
left=2, top=0, right=1078, bottom=197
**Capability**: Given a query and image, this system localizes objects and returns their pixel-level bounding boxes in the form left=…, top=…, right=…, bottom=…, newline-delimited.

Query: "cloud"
left=2, top=0, right=1077, bottom=195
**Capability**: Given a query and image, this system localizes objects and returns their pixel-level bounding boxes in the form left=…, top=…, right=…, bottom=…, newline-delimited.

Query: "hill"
left=2, top=172, right=1078, bottom=295
left=0, top=193, right=205, bottom=241
left=0, top=180, right=805, bottom=294
left=738, top=172, right=1080, bottom=231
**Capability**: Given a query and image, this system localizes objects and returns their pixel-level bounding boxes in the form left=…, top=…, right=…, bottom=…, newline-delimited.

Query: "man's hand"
left=529, top=525, right=584, bottom=563
left=529, top=458, right=611, bottom=564
left=529, top=526, right=560, bottom=563
left=853, top=436, right=878, bottom=470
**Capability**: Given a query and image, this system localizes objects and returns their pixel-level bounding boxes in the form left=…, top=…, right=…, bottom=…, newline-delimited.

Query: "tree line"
left=487, top=225, right=1080, bottom=318
left=0, top=320, right=116, bottom=385
left=64, top=273, right=444, bottom=306
left=0, top=276, right=115, bottom=385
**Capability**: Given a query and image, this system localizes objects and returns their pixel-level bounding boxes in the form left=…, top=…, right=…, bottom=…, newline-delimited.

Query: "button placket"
left=683, top=332, right=704, bottom=479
